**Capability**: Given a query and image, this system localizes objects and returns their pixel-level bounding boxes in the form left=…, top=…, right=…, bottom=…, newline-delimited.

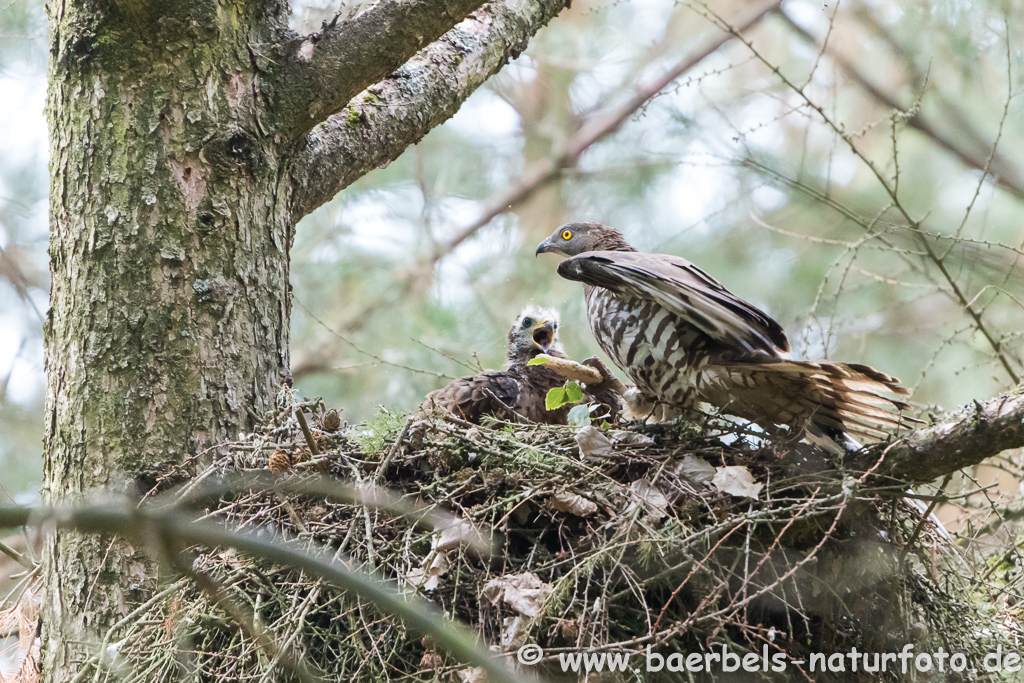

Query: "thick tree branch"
left=852, top=389, right=1024, bottom=485
left=275, top=0, right=490, bottom=138
left=288, top=0, right=569, bottom=221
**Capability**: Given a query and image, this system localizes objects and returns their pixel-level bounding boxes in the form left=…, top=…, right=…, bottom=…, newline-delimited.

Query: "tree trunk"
left=40, top=0, right=570, bottom=678
left=42, top=2, right=294, bottom=676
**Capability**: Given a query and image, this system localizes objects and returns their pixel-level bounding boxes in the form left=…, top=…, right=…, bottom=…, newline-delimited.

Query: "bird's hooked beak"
left=531, top=319, right=555, bottom=352
left=535, top=237, right=562, bottom=257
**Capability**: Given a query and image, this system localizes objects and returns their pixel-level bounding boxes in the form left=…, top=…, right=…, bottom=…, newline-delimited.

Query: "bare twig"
left=714, top=4, right=1021, bottom=383
left=430, top=0, right=785, bottom=263
left=295, top=409, right=321, bottom=456
left=777, top=8, right=1024, bottom=203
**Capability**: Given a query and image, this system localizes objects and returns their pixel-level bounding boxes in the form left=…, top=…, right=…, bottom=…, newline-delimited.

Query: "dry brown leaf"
left=551, top=490, right=599, bottom=517
left=575, top=425, right=615, bottom=459
left=500, top=615, right=529, bottom=650
left=456, top=667, right=488, bottom=683
left=406, top=551, right=449, bottom=591
left=678, top=454, right=717, bottom=483
left=434, top=518, right=486, bottom=553
left=711, top=466, right=763, bottom=500
left=606, top=430, right=654, bottom=446
left=482, top=572, right=553, bottom=618
left=629, top=478, right=669, bottom=513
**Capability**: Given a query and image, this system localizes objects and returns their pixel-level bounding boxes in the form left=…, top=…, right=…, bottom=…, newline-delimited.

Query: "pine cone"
left=321, top=408, right=341, bottom=432
left=268, top=449, right=292, bottom=474
left=291, top=448, right=312, bottom=465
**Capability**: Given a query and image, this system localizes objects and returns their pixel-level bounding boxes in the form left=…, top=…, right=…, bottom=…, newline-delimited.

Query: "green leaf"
left=527, top=356, right=551, bottom=366
left=545, top=386, right=569, bottom=411
left=546, top=381, right=585, bottom=411
left=568, top=404, right=592, bottom=427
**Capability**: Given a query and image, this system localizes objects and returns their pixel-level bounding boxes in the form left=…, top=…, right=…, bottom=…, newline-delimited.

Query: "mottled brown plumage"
left=420, top=307, right=576, bottom=424
left=537, top=222, right=919, bottom=449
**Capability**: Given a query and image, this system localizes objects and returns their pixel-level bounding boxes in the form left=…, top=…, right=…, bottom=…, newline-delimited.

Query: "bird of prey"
left=420, top=306, right=583, bottom=425
left=536, top=222, right=917, bottom=451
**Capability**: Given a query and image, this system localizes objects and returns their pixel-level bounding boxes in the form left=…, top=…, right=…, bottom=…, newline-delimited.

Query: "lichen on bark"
left=40, top=0, right=570, bottom=679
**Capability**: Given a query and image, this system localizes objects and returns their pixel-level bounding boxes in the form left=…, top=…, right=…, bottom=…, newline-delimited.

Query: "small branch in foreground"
left=0, top=500, right=525, bottom=683
left=295, top=409, right=321, bottom=455
left=0, top=538, right=33, bottom=570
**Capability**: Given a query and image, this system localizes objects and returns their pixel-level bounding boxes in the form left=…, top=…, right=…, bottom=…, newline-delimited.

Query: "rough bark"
left=853, top=389, right=1024, bottom=485
left=273, top=0, right=490, bottom=138
left=41, top=0, right=568, bottom=679
left=288, top=0, right=571, bottom=221
left=43, top=2, right=295, bottom=678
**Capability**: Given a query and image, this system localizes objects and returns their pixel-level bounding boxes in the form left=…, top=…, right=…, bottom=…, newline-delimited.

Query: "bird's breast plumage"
left=585, top=285, right=711, bottom=407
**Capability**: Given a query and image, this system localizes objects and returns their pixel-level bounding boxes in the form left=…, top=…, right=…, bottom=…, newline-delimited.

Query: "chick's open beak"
left=531, top=320, right=554, bottom=351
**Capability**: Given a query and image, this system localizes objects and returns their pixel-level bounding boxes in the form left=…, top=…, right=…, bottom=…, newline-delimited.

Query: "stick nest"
left=97, top=390, right=1019, bottom=682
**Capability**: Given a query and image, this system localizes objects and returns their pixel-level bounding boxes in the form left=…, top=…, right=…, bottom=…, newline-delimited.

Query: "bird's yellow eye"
left=561, top=230, right=573, bottom=240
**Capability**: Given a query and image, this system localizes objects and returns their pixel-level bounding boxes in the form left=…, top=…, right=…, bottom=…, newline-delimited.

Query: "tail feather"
left=708, top=358, right=921, bottom=447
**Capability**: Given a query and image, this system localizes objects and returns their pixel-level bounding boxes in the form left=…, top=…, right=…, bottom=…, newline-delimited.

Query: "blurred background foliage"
left=1, top=0, right=1023, bottom=507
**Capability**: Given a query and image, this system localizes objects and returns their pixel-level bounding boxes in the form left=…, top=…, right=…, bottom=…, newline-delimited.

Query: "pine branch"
left=288, top=0, right=569, bottom=221
left=777, top=8, right=1024, bottom=203
left=427, top=0, right=785, bottom=262
left=853, top=389, right=1024, bottom=485
left=274, top=0, right=490, bottom=138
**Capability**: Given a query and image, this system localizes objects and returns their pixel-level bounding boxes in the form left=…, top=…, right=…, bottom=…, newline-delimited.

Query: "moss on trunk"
left=42, top=2, right=293, bottom=677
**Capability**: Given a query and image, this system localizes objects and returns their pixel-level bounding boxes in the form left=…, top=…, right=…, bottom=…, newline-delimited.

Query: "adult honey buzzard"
left=537, top=222, right=918, bottom=451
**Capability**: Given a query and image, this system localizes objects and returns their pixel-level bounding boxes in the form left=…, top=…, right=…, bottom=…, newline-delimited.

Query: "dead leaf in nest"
left=552, top=489, right=599, bottom=517
left=606, top=430, right=655, bottom=446
left=557, top=618, right=580, bottom=639
left=457, top=667, right=488, bottom=683
left=406, top=552, right=449, bottom=591
left=575, top=426, right=654, bottom=461
left=420, top=651, right=444, bottom=670
left=678, top=454, right=717, bottom=484
left=483, top=572, right=553, bottom=618
left=629, top=478, right=669, bottom=513
left=711, top=466, right=763, bottom=500
left=354, top=480, right=389, bottom=506
left=575, top=425, right=615, bottom=459
left=511, top=500, right=532, bottom=525
left=500, top=615, right=529, bottom=650
left=434, top=518, right=487, bottom=553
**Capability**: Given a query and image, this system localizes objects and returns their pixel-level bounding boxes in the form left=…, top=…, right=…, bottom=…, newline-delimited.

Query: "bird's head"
left=507, top=305, right=562, bottom=361
left=535, top=222, right=635, bottom=257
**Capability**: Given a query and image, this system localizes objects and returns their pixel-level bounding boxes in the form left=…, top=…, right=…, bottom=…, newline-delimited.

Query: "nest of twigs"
left=90, top=389, right=1018, bottom=682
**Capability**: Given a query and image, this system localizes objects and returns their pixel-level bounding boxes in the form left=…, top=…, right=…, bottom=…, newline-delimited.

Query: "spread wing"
left=558, top=250, right=789, bottom=356
left=421, top=372, right=521, bottom=423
